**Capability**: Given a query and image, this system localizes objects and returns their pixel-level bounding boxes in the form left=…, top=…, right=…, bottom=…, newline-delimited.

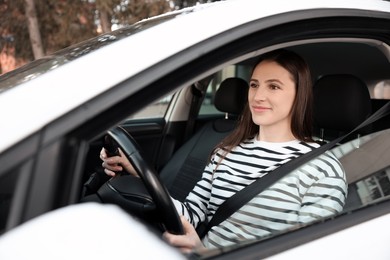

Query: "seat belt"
left=184, top=83, right=205, bottom=142
left=197, top=101, right=390, bottom=238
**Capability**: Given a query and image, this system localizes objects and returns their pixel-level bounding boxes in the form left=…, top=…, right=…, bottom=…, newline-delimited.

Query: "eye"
left=249, top=81, right=259, bottom=88
left=269, top=84, right=281, bottom=90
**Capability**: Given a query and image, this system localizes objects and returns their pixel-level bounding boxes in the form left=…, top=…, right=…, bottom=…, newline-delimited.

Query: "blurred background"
left=0, top=0, right=218, bottom=74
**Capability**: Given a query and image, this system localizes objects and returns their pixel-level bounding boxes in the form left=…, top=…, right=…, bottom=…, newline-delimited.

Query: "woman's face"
left=248, top=60, right=296, bottom=131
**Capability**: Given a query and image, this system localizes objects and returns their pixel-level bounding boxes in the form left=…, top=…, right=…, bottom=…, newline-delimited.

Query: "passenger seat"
left=313, top=74, right=372, bottom=211
left=313, top=74, right=372, bottom=143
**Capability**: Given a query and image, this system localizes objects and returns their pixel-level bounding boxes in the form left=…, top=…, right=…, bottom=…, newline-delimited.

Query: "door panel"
left=121, top=118, right=167, bottom=167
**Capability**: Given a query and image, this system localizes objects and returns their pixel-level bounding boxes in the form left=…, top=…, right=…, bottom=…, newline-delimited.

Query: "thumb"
left=180, top=216, right=193, bottom=233
left=180, top=216, right=198, bottom=236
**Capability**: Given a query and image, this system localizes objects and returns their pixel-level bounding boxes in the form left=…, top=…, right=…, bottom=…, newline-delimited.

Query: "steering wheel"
left=102, top=126, right=184, bottom=235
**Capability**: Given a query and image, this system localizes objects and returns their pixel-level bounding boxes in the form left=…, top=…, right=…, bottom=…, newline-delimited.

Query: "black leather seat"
left=160, top=77, right=249, bottom=201
left=313, top=74, right=372, bottom=143
left=313, top=74, right=372, bottom=211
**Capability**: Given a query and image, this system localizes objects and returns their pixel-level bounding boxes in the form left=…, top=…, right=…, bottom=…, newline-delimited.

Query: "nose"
left=251, top=86, right=266, bottom=101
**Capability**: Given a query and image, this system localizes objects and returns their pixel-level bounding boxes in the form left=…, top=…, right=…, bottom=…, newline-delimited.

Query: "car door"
left=84, top=92, right=184, bottom=175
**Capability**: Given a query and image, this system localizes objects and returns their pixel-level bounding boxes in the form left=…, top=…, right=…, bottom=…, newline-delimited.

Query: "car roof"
left=0, top=0, right=389, bottom=153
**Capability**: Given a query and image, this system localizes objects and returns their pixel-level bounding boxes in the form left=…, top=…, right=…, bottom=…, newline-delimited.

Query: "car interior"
left=78, top=38, right=390, bottom=239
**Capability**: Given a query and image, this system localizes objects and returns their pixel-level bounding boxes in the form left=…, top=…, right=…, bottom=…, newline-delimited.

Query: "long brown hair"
left=212, top=49, right=314, bottom=160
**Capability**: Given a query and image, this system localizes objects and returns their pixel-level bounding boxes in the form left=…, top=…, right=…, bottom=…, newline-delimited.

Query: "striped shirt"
left=173, top=137, right=347, bottom=249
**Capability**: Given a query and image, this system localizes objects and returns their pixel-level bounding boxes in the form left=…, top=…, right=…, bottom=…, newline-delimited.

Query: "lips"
left=251, top=105, right=271, bottom=113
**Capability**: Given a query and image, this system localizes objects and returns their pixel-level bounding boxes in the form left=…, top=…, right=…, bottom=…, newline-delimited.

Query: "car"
left=0, top=0, right=390, bottom=259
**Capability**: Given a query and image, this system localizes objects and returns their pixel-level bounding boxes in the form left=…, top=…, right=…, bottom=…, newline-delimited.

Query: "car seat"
left=313, top=74, right=372, bottom=143
left=313, top=74, right=372, bottom=211
left=160, top=77, right=249, bottom=201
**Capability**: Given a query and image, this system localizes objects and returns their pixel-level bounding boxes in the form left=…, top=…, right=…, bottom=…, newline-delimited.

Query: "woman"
left=100, top=49, right=347, bottom=253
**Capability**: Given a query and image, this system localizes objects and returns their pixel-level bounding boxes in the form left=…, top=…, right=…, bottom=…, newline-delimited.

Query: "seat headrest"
left=314, top=74, right=371, bottom=132
left=214, top=77, right=248, bottom=115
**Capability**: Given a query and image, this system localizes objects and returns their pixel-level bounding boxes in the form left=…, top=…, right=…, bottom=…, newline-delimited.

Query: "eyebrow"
left=249, top=78, right=284, bottom=85
left=266, top=79, right=284, bottom=85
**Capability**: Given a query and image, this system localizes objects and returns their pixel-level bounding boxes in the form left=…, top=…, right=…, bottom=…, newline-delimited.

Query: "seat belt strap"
left=184, top=84, right=204, bottom=142
left=198, top=101, right=390, bottom=238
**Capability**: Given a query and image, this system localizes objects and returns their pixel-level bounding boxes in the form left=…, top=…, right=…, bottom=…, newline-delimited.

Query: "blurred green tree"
left=0, top=0, right=174, bottom=74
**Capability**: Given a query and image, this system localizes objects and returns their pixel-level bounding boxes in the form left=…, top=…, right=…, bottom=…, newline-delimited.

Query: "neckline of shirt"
left=251, top=136, right=301, bottom=147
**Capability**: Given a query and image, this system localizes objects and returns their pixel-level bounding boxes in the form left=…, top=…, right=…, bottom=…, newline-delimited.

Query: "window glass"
left=355, top=168, right=390, bottom=204
left=331, top=129, right=390, bottom=208
left=128, top=94, right=173, bottom=119
left=199, top=65, right=251, bottom=116
left=373, top=80, right=390, bottom=99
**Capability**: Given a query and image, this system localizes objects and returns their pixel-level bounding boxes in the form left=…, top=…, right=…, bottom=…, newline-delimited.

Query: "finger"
left=181, top=216, right=195, bottom=233
left=162, top=232, right=185, bottom=246
left=163, top=231, right=196, bottom=252
left=102, top=161, right=123, bottom=171
left=163, top=231, right=190, bottom=252
left=118, top=148, right=127, bottom=159
left=100, top=148, right=107, bottom=160
left=179, top=247, right=193, bottom=254
left=104, top=168, right=116, bottom=177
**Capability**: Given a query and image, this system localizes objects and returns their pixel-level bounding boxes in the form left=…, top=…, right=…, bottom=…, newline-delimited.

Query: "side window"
left=332, top=129, right=390, bottom=210
left=128, top=94, right=174, bottom=119
left=372, top=80, right=390, bottom=99
left=356, top=169, right=390, bottom=204
left=199, top=64, right=251, bottom=116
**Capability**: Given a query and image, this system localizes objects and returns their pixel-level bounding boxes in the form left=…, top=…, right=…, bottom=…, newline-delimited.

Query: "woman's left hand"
left=163, top=216, right=204, bottom=254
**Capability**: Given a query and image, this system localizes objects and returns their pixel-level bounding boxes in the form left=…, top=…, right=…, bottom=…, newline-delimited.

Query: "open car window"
left=336, top=129, right=390, bottom=208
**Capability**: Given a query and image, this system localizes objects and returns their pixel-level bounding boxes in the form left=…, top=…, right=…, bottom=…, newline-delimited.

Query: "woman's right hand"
left=99, top=147, right=138, bottom=177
